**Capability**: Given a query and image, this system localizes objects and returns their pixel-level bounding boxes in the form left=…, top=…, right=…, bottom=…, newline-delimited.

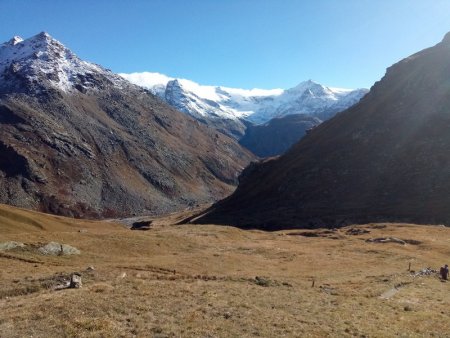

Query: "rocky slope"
left=197, top=32, right=450, bottom=229
left=239, top=114, right=321, bottom=157
left=0, top=32, right=254, bottom=218
left=120, top=72, right=368, bottom=139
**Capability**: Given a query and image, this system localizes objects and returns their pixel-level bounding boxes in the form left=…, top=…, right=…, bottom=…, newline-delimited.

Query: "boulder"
left=0, top=241, right=25, bottom=251
left=38, top=242, right=80, bottom=255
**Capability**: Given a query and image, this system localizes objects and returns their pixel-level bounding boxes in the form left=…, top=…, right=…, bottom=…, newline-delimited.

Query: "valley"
left=1, top=3, right=450, bottom=337
left=1, top=203, right=450, bottom=337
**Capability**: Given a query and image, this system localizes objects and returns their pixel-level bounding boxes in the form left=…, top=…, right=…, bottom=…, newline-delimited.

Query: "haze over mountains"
left=0, top=32, right=254, bottom=218
left=198, top=32, right=450, bottom=229
left=121, top=72, right=368, bottom=155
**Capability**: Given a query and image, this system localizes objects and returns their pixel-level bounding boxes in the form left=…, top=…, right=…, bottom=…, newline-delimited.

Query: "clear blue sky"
left=1, top=0, right=450, bottom=89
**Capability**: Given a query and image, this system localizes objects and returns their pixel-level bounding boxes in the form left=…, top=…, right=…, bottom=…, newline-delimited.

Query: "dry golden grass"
left=1, top=203, right=450, bottom=337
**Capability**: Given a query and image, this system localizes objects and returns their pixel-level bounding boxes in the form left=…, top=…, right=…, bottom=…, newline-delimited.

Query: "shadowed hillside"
left=239, top=114, right=322, bottom=157
left=197, top=32, right=450, bottom=229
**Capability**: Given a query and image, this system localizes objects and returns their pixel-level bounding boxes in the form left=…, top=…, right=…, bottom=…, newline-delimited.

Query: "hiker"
left=440, top=264, right=449, bottom=280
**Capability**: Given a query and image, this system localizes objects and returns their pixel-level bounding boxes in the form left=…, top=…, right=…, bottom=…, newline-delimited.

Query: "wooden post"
left=311, top=279, right=315, bottom=288
left=408, top=262, right=411, bottom=271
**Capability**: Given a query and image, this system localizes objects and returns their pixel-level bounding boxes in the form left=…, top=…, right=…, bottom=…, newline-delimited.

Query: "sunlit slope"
left=0, top=203, right=121, bottom=234
left=1, top=203, right=450, bottom=336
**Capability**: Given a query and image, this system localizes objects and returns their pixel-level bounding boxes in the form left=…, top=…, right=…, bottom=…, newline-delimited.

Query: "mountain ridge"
left=120, top=72, right=368, bottom=141
left=121, top=71, right=368, bottom=125
left=0, top=32, right=254, bottom=218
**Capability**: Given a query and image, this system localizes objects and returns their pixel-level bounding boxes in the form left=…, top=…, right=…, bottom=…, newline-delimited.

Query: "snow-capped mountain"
left=0, top=32, right=129, bottom=94
left=0, top=32, right=254, bottom=218
left=120, top=72, right=369, bottom=125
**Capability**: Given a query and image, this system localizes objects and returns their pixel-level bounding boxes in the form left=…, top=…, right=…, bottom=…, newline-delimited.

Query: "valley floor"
left=1, top=204, right=450, bottom=337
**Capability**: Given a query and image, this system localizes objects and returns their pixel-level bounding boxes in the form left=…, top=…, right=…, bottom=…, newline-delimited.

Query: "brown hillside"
left=197, top=32, right=450, bottom=229
left=0, top=33, right=254, bottom=218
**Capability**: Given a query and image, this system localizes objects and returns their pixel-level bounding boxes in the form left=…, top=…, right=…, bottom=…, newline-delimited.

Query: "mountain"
left=239, top=114, right=321, bottom=157
left=0, top=32, right=254, bottom=218
left=120, top=72, right=368, bottom=138
left=195, top=32, right=450, bottom=230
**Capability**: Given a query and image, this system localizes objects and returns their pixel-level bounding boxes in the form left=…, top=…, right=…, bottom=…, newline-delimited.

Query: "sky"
left=1, top=0, right=450, bottom=90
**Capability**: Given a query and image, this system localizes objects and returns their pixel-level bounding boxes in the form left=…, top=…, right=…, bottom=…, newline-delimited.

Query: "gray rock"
left=0, top=241, right=25, bottom=251
left=38, top=242, right=80, bottom=255
left=70, top=273, right=82, bottom=288
left=346, top=228, right=370, bottom=236
left=366, top=237, right=406, bottom=245
left=254, top=276, right=271, bottom=287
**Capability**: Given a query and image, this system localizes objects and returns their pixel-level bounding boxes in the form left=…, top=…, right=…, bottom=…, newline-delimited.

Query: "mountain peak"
left=37, top=31, right=51, bottom=38
left=288, top=79, right=324, bottom=95
left=442, top=31, right=450, bottom=44
left=167, top=78, right=182, bottom=87
left=26, top=31, right=64, bottom=50
left=8, top=36, right=23, bottom=45
left=0, top=32, right=128, bottom=93
left=292, top=79, right=321, bottom=89
left=300, top=79, right=318, bottom=86
left=1, top=31, right=64, bottom=57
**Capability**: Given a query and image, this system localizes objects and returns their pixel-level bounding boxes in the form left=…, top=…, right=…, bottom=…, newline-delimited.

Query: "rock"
left=85, top=266, right=95, bottom=272
left=38, top=242, right=80, bottom=255
left=131, top=220, right=152, bottom=231
left=412, top=267, right=437, bottom=277
left=365, top=237, right=406, bottom=245
left=403, top=239, right=422, bottom=245
left=404, top=305, right=412, bottom=311
left=346, top=228, right=370, bottom=235
left=254, top=276, right=271, bottom=287
left=0, top=241, right=25, bottom=251
left=70, top=273, right=82, bottom=288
